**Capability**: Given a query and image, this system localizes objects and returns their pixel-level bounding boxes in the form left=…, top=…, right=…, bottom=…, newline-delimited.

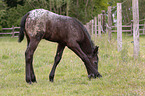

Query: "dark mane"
left=72, top=18, right=95, bottom=48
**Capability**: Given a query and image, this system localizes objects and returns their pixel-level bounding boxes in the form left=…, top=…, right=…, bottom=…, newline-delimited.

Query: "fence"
left=0, top=25, right=20, bottom=38
left=84, top=1, right=144, bottom=59
left=85, top=19, right=145, bottom=36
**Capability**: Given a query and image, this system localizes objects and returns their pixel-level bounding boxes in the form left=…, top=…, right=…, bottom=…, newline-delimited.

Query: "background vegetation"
left=0, top=0, right=109, bottom=28
left=1, top=0, right=145, bottom=29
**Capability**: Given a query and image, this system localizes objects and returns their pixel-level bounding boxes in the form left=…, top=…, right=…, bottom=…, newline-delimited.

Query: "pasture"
left=0, top=33, right=145, bottom=96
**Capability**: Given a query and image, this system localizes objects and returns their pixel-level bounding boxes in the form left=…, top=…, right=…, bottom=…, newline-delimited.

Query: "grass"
left=0, top=34, right=145, bottom=96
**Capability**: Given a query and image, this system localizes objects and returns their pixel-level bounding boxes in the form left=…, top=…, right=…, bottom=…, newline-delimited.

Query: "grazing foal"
left=18, top=9, right=102, bottom=84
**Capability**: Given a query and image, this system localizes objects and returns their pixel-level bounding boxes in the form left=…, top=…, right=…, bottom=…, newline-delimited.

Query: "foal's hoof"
left=26, top=80, right=37, bottom=84
left=49, top=75, right=54, bottom=82
left=97, top=73, right=102, bottom=78
left=88, top=74, right=96, bottom=79
left=26, top=80, right=32, bottom=84
left=88, top=73, right=102, bottom=79
left=26, top=78, right=37, bottom=84
left=32, top=77, right=37, bottom=83
left=32, top=80, right=37, bottom=83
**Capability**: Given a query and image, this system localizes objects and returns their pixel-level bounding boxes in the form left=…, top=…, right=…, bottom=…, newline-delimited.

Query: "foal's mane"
left=72, top=18, right=95, bottom=49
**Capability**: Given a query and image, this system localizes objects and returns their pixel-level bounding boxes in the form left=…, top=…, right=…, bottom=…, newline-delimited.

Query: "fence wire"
left=139, top=0, right=145, bottom=23
left=110, top=0, right=145, bottom=25
left=121, top=0, right=132, bottom=25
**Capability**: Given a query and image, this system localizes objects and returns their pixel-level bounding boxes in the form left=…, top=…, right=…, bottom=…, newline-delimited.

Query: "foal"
left=18, top=9, right=102, bottom=84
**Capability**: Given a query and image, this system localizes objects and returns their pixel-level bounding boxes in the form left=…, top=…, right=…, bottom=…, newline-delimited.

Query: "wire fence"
left=139, top=0, right=145, bottom=22
left=110, top=0, right=145, bottom=25
left=88, top=0, right=145, bottom=35
left=84, top=0, right=144, bottom=59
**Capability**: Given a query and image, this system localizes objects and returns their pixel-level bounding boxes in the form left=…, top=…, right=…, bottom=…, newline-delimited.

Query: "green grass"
left=0, top=34, right=145, bottom=96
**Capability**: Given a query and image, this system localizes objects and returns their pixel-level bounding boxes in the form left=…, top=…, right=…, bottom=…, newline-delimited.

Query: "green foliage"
left=0, top=0, right=111, bottom=28
left=0, top=1, right=7, bottom=28
left=0, top=1, right=34, bottom=28
left=1, top=0, right=145, bottom=28
left=3, top=0, right=24, bottom=8
left=69, top=0, right=109, bottom=23
left=0, top=10, right=7, bottom=27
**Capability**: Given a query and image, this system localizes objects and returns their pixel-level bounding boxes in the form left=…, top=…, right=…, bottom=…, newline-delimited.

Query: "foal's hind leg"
left=49, top=44, right=65, bottom=82
left=25, top=39, right=40, bottom=84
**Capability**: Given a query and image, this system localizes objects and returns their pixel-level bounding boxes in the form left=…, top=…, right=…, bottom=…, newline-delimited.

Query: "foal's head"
left=89, top=46, right=99, bottom=70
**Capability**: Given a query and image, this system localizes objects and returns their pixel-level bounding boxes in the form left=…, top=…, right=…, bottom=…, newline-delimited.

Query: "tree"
left=69, top=0, right=108, bottom=23
left=0, top=1, right=7, bottom=29
left=0, top=0, right=112, bottom=28
left=3, top=0, right=24, bottom=8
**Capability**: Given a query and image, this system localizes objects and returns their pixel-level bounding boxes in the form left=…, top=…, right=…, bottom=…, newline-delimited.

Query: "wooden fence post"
left=94, top=17, right=97, bottom=37
left=132, top=0, right=140, bottom=59
left=87, top=22, right=91, bottom=35
left=102, top=10, right=106, bottom=33
left=98, top=14, right=101, bottom=37
left=143, top=21, right=145, bottom=34
left=12, top=25, right=14, bottom=37
left=89, top=20, right=92, bottom=35
left=86, top=23, right=89, bottom=32
left=117, top=3, right=122, bottom=52
left=91, top=19, right=94, bottom=36
left=108, top=6, right=112, bottom=41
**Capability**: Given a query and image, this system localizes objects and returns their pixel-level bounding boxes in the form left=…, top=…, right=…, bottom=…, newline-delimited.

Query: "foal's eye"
left=94, top=61, right=97, bottom=64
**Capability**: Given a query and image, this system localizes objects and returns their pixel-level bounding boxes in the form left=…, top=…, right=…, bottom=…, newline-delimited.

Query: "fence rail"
left=1, top=23, right=145, bottom=38
left=0, top=25, right=20, bottom=38
left=84, top=17, right=145, bottom=37
left=111, top=24, right=133, bottom=34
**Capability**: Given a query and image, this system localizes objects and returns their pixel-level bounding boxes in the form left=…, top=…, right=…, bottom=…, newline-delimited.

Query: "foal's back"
left=25, top=9, right=84, bottom=43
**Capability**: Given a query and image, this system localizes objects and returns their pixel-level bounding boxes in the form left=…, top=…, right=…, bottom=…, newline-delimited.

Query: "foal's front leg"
left=25, top=39, right=40, bottom=84
left=49, top=44, right=65, bottom=82
left=67, top=42, right=100, bottom=78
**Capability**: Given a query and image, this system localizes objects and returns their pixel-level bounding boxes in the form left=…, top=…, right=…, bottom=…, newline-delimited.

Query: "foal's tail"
left=18, top=13, right=29, bottom=42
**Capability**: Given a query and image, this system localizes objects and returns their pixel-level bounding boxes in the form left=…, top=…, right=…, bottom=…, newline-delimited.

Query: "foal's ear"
left=93, top=46, right=99, bottom=54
